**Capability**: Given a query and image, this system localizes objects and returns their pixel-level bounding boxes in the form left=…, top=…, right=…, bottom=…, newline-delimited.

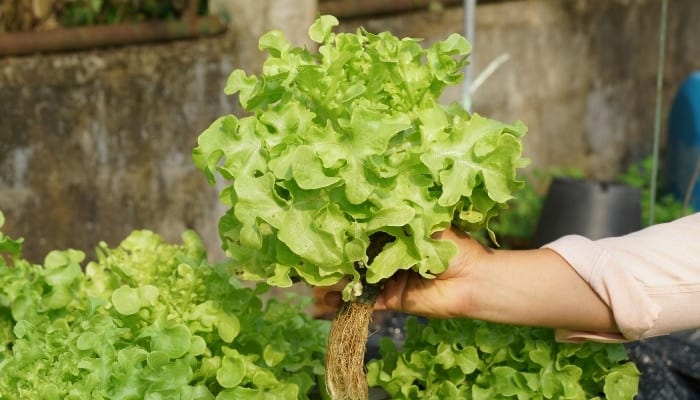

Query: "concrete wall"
left=0, top=35, right=237, bottom=263
left=209, top=0, right=316, bottom=72
left=1, top=0, right=698, bottom=263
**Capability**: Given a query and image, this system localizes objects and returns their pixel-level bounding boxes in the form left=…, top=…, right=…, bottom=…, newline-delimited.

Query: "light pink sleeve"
left=543, top=212, right=700, bottom=343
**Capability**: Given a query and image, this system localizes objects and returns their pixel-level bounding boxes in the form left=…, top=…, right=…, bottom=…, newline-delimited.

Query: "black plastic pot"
left=530, top=177, right=642, bottom=247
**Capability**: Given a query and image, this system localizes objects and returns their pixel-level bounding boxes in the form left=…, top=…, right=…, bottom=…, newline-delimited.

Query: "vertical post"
left=462, top=0, right=476, bottom=112
left=649, top=0, right=668, bottom=225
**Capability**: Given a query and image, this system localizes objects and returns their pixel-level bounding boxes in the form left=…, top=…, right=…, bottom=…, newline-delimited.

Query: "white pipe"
left=470, top=53, right=510, bottom=95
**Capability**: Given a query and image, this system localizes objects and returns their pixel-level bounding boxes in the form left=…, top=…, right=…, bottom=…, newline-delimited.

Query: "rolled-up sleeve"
left=543, top=213, right=700, bottom=343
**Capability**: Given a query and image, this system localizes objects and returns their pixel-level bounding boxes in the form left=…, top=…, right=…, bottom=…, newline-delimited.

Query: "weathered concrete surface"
left=208, top=0, right=317, bottom=74
left=339, top=0, right=700, bottom=179
left=0, top=35, right=239, bottom=263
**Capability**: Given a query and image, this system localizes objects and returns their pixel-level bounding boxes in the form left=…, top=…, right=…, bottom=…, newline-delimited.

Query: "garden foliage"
left=367, top=318, right=639, bottom=400
left=0, top=211, right=328, bottom=399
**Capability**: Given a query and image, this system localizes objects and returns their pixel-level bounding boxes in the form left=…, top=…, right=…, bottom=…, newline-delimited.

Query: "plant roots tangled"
left=325, top=300, right=375, bottom=400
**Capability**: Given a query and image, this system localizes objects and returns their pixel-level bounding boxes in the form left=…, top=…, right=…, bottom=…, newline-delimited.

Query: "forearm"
left=380, top=214, right=699, bottom=340
left=461, top=247, right=619, bottom=333
left=544, top=212, right=700, bottom=340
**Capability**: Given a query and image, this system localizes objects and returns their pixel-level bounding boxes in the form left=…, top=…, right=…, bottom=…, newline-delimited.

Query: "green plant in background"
left=0, top=0, right=207, bottom=32
left=486, top=167, right=584, bottom=249
left=487, top=154, right=696, bottom=249
left=0, top=210, right=328, bottom=399
left=617, top=155, right=694, bottom=225
left=367, top=318, right=639, bottom=400
left=60, top=0, right=207, bottom=27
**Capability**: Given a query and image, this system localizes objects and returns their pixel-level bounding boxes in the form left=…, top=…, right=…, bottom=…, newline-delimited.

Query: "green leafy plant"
left=489, top=155, right=694, bottom=250
left=617, top=156, right=694, bottom=225
left=0, top=210, right=328, bottom=399
left=367, top=318, right=639, bottom=400
left=0, top=0, right=207, bottom=32
left=59, top=0, right=206, bottom=27
left=486, top=167, right=584, bottom=249
left=193, top=14, right=526, bottom=399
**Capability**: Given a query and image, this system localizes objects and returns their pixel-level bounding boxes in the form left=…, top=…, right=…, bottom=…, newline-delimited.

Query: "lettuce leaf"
left=367, top=318, right=640, bottom=400
left=193, top=15, right=527, bottom=291
left=0, top=228, right=328, bottom=399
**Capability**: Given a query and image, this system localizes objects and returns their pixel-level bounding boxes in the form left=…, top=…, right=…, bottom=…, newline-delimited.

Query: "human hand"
left=322, top=226, right=618, bottom=333
left=319, top=227, right=483, bottom=318
left=374, top=227, right=487, bottom=319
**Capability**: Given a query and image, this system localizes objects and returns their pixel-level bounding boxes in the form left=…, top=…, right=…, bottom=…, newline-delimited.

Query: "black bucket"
left=530, top=177, right=642, bottom=247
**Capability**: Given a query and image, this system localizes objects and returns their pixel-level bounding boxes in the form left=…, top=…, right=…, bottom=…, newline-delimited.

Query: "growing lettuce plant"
left=194, top=15, right=525, bottom=294
left=367, top=318, right=639, bottom=399
left=193, top=15, right=526, bottom=399
left=0, top=211, right=328, bottom=399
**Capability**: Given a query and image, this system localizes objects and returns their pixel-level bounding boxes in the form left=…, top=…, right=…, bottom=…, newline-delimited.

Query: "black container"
left=530, top=177, right=642, bottom=247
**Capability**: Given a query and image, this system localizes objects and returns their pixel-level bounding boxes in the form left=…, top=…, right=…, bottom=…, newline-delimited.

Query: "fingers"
left=376, top=270, right=410, bottom=312
left=323, top=290, right=342, bottom=309
left=318, top=272, right=410, bottom=313
left=374, top=294, right=388, bottom=310
left=317, top=268, right=430, bottom=316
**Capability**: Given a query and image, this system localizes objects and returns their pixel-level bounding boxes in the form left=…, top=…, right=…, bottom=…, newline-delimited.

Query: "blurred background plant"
left=487, top=155, right=693, bottom=249
left=0, top=0, right=207, bottom=32
left=617, top=155, right=695, bottom=226
left=484, top=167, right=584, bottom=249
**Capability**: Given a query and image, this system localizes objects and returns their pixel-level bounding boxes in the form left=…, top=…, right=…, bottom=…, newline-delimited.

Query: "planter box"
left=0, top=16, right=226, bottom=57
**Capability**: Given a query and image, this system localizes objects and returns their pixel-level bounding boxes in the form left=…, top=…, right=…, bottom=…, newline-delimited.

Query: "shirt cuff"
left=554, top=329, right=626, bottom=343
left=544, top=235, right=661, bottom=342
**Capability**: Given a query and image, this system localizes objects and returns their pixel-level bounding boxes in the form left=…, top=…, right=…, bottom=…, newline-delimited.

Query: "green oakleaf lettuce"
left=0, top=226, right=328, bottom=399
left=367, top=318, right=640, bottom=400
left=0, top=211, right=22, bottom=257
left=193, top=15, right=527, bottom=292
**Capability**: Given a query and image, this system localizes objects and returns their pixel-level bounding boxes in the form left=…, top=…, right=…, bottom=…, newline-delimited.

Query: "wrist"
left=458, top=246, right=618, bottom=332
